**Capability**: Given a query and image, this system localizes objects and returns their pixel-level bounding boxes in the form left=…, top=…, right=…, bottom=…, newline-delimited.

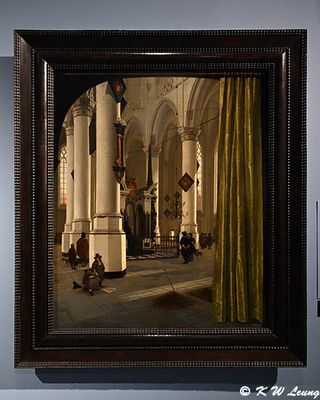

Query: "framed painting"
left=14, top=30, right=307, bottom=367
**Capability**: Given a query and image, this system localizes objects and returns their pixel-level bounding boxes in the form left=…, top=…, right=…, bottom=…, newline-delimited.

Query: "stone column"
left=71, top=90, right=95, bottom=242
left=179, top=127, right=199, bottom=245
left=151, top=144, right=161, bottom=242
left=61, top=111, right=74, bottom=253
left=90, top=82, right=126, bottom=277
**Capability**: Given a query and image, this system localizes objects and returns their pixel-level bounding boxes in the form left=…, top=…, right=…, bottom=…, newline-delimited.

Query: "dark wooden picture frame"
left=14, top=30, right=307, bottom=368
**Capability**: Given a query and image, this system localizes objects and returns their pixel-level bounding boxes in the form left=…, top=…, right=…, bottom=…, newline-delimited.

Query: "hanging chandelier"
left=163, top=191, right=186, bottom=219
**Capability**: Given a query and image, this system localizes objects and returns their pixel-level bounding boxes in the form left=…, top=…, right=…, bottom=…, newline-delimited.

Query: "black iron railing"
left=126, top=235, right=179, bottom=260
left=154, top=236, right=179, bottom=258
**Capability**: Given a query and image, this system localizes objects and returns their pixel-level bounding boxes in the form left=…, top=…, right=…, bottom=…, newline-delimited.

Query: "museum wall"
left=0, top=0, right=319, bottom=398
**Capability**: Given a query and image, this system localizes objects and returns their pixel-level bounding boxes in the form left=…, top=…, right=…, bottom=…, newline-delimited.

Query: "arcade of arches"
left=56, top=77, right=219, bottom=272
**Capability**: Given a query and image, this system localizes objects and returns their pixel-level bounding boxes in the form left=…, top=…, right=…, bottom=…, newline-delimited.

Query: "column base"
left=70, top=220, right=91, bottom=246
left=89, top=232, right=127, bottom=273
left=105, top=269, right=127, bottom=279
left=92, top=213, right=123, bottom=231
left=72, top=219, right=91, bottom=233
left=61, top=223, right=72, bottom=253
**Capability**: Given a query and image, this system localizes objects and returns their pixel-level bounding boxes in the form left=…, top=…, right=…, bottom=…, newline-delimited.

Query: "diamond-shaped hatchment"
left=178, top=172, right=194, bottom=192
left=164, top=195, right=171, bottom=202
left=164, top=209, right=172, bottom=218
left=108, top=79, right=127, bottom=103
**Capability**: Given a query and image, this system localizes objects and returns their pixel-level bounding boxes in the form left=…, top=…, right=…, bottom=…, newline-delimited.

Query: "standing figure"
left=199, top=233, right=206, bottom=249
left=67, top=243, right=77, bottom=270
left=92, top=253, right=105, bottom=286
left=76, top=232, right=89, bottom=266
left=188, top=233, right=196, bottom=261
left=180, top=231, right=191, bottom=264
left=206, top=233, right=214, bottom=250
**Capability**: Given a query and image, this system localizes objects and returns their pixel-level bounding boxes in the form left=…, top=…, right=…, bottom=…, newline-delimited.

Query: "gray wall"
left=1, top=0, right=319, bottom=398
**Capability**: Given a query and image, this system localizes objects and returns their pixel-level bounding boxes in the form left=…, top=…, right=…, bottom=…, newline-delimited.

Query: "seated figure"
left=82, top=268, right=101, bottom=296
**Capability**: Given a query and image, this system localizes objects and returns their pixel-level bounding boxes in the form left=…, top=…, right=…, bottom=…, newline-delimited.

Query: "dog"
left=62, top=255, right=81, bottom=269
left=61, top=254, right=69, bottom=267
left=72, top=281, right=82, bottom=289
left=195, top=250, right=204, bottom=261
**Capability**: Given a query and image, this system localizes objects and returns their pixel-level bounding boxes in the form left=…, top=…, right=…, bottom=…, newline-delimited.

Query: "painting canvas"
left=55, top=75, right=264, bottom=329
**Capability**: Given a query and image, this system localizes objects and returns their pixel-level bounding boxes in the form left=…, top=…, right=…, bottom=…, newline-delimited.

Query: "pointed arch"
left=124, top=116, right=146, bottom=190
left=150, top=99, right=182, bottom=237
left=150, top=98, right=178, bottom=147
left=124, top=116, right=145, bottom=149
left=186, top=78, right=219, bottom=129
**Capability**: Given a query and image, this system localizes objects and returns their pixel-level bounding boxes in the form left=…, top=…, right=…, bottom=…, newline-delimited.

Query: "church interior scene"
left=54, top=75, right=264, bottom=328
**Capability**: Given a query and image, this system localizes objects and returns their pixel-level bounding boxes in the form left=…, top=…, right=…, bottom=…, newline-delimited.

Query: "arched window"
left=58, top=145, right=67, bottom=206
left=196, top=141, right=203, bottom=211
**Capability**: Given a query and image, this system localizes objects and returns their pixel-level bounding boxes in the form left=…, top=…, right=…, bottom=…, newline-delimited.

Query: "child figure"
left=67, top=243, right=77, bottom=270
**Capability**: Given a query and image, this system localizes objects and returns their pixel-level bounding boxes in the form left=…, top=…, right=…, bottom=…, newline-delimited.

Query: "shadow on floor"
left=152, top=291, right=197, bottom=309
left=185, top=286, right=213, bottom=303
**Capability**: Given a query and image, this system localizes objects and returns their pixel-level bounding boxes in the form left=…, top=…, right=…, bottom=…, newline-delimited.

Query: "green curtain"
left=213, top=76, right=264, bottom=323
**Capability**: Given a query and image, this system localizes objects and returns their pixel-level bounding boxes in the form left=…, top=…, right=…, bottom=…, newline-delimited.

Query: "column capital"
left=150, top=144, right=162, bottom=157
left=143, top=144, right=162, bottom=158
left=71, top=88, right=96, bottom=119
left=63, top=110, right=74, bottom=135
left=142, top=145, right=148, bottom=155
left=178, top=126, right=199, bottom=142
left=65, top=126, right=74, bottom=136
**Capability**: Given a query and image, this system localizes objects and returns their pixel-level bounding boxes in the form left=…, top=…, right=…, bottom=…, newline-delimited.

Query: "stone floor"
left=54, top=245, right=252, bottom=329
